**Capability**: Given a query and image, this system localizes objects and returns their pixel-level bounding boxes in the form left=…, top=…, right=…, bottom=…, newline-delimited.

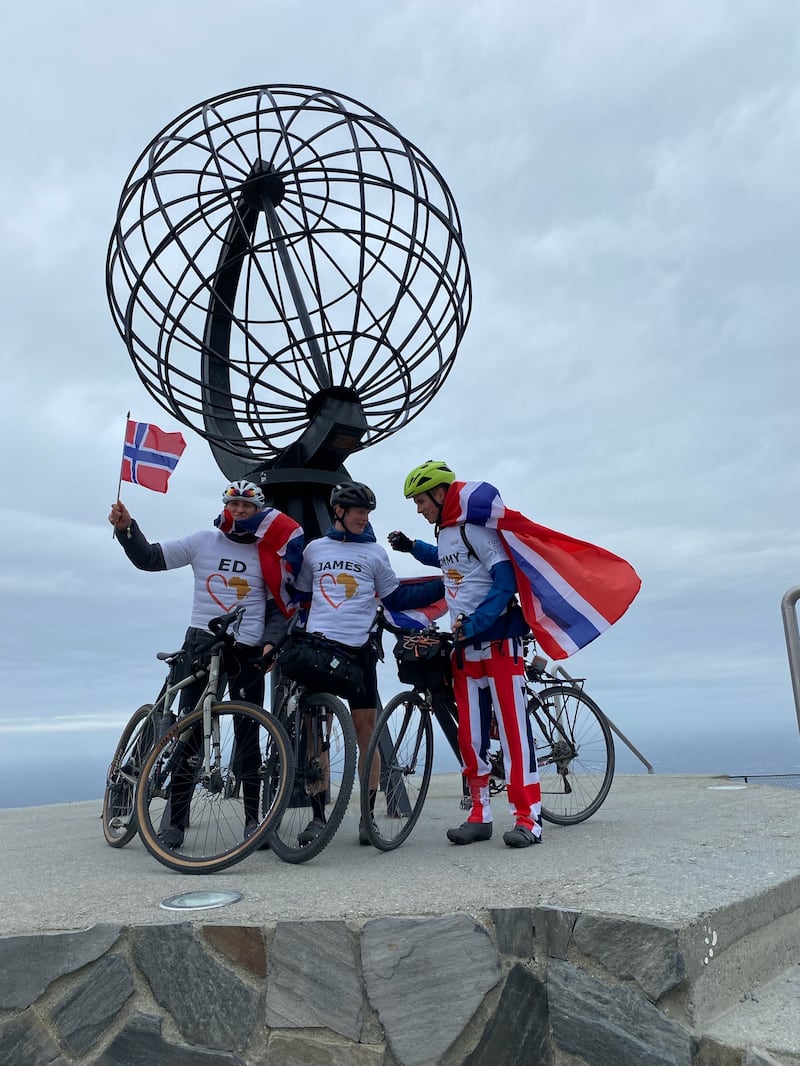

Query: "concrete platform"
left=2, top=773, right=800, bottom=1064
left=2, top=773, right=798, bottom=936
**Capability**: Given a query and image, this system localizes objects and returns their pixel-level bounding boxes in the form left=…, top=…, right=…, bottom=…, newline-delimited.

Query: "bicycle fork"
left=200, top=657, right=225, bottom=793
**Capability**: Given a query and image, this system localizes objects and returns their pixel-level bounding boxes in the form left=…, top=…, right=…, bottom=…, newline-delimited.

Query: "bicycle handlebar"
left=252, top=609, right=302, bottom=672
left=208, top=605, right=245, bottom=635
left=187, top=606, right=246, bottom=665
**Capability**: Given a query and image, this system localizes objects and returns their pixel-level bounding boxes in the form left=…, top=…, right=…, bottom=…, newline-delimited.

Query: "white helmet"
left=221, top=480, right=265, bottom=508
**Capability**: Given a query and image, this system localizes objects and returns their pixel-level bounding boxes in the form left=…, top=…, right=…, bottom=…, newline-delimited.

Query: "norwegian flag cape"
left=440, top=481, right=641, bottom=659
left=215, top=507, right=304, bottom=618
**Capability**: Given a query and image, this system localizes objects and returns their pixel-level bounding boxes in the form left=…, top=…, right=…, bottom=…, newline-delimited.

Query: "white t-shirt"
left=436, top=524, right=508, bottom=625
left=295, top=537, right=400, bottom=648
left=161, top=530, right=268, bottom=646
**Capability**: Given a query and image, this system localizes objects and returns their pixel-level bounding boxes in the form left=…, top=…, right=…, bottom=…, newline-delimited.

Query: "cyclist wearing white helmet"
left=293, top=480, right=444, bottom=846
left=389, top=460, right=542, bottom=849
left=109, top=480, right=303, bottom=849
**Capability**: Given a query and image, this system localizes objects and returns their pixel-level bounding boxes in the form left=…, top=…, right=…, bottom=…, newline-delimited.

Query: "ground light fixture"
left=159, top=890, right=244, bottom=912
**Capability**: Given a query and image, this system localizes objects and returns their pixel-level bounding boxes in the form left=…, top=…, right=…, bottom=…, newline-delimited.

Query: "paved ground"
left=2, top=773, right=799, bottom=936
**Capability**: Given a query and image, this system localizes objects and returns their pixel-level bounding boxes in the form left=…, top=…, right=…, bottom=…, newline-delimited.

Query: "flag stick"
left=112, top=411, right=131, bottom=538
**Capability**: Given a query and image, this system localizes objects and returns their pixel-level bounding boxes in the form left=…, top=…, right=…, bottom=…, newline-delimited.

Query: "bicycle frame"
left=363, top=620, right=614, bottom=846
left=386, top=622, right=592, bottom=785
left=148, top=652, right=226, bottom=792
left=145, top=607, right=248, bottom=795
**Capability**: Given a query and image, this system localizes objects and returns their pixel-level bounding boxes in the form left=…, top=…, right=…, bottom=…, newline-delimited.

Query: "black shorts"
left=345, top=641, right=379, bottom=709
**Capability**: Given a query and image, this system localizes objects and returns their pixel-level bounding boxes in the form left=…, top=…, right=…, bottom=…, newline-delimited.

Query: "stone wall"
left=0, top=908, right=782, bottom=1066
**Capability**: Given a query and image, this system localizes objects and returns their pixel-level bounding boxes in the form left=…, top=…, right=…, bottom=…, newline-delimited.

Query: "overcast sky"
left=2, top=0, right=799, bottom=805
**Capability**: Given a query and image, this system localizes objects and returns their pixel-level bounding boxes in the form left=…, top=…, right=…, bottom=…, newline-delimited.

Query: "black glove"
left=388, top=531, right=414, bottom=553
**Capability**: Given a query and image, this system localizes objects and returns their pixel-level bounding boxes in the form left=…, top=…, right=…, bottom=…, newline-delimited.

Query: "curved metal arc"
left=200, top=190, right=261, bottom=461
left=193, top=156, right=328, bottom=466
left=259, top=193, right=330, bottom=386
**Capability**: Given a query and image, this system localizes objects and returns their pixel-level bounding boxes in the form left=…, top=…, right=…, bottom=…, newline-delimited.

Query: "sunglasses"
left=223, top=487, right=258, bottom=499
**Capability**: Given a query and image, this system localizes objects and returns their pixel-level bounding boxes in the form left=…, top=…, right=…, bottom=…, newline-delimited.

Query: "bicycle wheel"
left=135, top=701, right=293, bottom=874
left=267, top=692, right=356, bottom=864
left=102, top=704, right=158, bottom=848
left=532, top=684, right=615, bottom=825
left=361, top=691, right=434, bottom=851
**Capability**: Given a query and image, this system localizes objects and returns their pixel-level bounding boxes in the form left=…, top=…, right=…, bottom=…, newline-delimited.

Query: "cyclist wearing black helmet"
left=109, top=482, right=303, bottom=849
left=293, top=480, right=444, bottom=846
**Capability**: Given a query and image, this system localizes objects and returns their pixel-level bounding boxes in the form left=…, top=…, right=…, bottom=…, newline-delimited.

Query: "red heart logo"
left=206, top=573, right=250, bottom=611
left=320, top=572, right=345, bottom=608
left=319, top=572, right=358, bottom=608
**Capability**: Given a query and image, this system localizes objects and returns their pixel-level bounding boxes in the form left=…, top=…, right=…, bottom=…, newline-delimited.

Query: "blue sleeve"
left=382, top=578, right=445, bottom=611
left=411, top=540, right=439, bottom=567
left=460, top=560, right=517, bottom=640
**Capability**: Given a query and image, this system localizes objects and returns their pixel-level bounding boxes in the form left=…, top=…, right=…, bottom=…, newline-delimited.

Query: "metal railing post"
left=780, top=585, right=800, bottom=737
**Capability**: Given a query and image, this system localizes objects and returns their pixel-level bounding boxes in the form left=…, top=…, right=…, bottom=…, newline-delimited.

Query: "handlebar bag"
left=393, top=633, right=452, bottom=690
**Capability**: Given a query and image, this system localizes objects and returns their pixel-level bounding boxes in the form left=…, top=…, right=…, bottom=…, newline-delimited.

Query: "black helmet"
left=330, top=481, right=377, bottom=511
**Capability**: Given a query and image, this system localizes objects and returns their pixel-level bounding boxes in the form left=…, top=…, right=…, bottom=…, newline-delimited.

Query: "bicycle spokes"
left=364, top=693, right=434, bottom=851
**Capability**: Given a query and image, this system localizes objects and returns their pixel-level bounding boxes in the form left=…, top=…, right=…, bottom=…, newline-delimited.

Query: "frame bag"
left=277, top=631, right=363, bottom=698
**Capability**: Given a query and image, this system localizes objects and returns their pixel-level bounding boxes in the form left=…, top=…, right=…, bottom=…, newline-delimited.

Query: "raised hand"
left=387, top=530, right=414, bottom=553
left=108, top=500, right=132, bottom=531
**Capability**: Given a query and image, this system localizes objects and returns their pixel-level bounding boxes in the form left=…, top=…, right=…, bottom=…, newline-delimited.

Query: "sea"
left=1, top=719, right=798, bottom=810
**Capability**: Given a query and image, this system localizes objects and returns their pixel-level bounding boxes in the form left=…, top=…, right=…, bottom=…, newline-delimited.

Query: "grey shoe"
left=244, top=819, right=270, bottom=850
left=157, top=825, right=185, bottom=850
left=446, top=822, right=493, bottom=845
left=297, top=818, right=325, bottom=846
left=502, top=824, right=540, bottom=848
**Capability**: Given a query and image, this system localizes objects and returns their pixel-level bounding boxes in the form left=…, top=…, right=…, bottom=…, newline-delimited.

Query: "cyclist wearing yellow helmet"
left=389, top=461, right=542, bottom=849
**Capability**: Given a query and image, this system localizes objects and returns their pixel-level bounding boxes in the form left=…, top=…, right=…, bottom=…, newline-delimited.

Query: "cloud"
left=2, top=0, right=799, bottom=807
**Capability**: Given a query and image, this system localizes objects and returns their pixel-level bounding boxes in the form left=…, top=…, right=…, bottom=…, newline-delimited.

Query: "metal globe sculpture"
left=106, top=85, right=471, bottom=484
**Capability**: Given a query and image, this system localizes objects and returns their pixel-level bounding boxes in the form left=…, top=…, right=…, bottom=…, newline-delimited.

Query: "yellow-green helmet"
left=403, top=460, right=456, bottom=498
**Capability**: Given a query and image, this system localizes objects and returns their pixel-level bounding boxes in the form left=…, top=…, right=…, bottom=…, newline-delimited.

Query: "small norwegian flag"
left=121, top=419, right=186, bottom=494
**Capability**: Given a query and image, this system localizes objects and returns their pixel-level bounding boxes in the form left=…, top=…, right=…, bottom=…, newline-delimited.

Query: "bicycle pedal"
left=488, top=751, right=506, bottom=780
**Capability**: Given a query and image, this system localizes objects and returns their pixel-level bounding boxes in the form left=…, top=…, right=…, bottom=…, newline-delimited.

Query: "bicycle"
left=103, top=606, right=294, bottom=873
left=360, top=620, right=615, bottom=850
left=263, top=618, right=358, bottom=864
left=101, top=607, right=251, bottom=850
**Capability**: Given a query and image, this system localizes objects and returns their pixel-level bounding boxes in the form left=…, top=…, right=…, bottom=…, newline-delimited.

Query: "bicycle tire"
left=361, top=690, right=434, bottom=851
left=102, top=704, right=158, bottom=848
left=135, top=701, right=293, bottom=874
left=533, top=684, right=615, bottom=825
left=267, top=691, right=356, bottom=864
